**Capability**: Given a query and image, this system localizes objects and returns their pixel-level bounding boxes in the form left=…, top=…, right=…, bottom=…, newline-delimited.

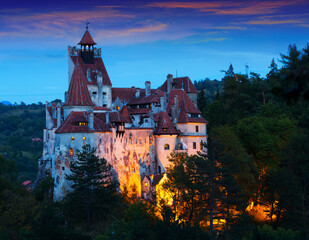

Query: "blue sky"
left=1, top=0, right=309, bottom=103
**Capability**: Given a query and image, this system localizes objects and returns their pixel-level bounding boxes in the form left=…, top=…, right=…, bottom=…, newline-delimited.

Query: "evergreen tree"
left=65, top=144, right=118, bottom=228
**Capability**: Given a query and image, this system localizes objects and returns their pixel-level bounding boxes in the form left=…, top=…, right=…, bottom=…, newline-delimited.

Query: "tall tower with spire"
left=67, top=26, right=112, bottom=108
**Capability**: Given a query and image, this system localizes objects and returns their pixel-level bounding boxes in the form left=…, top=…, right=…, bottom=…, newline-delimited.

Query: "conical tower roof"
left=65, top=64, right=95, bottom=106
left=78, top=29, right=96, bottom=45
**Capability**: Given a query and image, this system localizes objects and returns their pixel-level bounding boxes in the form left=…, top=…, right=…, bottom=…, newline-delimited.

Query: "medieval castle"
left=40, top=28, right=208, bottom=201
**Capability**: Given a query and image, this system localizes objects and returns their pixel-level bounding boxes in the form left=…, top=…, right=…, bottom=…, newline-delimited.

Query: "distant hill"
left=0, top=103, right=45, bottom=181
left=0, top=101, right=12, bottom=106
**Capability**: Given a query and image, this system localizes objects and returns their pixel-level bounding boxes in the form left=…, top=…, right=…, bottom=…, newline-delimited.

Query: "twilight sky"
left=1, top=0, right=309, bottom=104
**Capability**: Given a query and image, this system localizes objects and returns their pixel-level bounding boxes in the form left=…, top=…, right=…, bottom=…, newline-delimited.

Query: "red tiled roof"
left=166, top=89, right=207, bottom=123
left=112, top=88, right=164, bottom=104
left=153, top=111, right=179, bottom=135
left=109, top=111, right=129, bottom=123
left=177, top=108, right=207, bottom=123
left=128, top=108, right=151, bottom=115
left=112, top=87, right=137, bottom=103
left=65, top=64, right=95, bottom=106
left=70, top=56, right=112, bottom=86
left=167, top=89, right=201, bottom=114
left=159, top=76, right=198, bottom=94
left=127, top=89, right=165, bottom=105
left=78, top=30, right=96, bottom=45
left=120, top=105, right=133, bottom=123
left=55, top=111, right=111, bottom=133
left=94, top=107, right=111, bottom=111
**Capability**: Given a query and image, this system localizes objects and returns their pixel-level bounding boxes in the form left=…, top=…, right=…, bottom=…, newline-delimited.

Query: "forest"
left=0, top=43, right=308, bottom=240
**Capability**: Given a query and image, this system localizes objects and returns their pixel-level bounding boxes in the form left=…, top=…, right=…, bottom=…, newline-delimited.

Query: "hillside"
left=0, top=103, right=45, bottom=181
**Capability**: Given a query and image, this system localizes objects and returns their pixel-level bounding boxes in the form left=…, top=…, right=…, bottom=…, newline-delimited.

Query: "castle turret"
left=78, top=26, right=96, bottom=64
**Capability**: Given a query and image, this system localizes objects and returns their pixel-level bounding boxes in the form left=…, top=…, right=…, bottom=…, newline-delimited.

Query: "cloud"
left=246, top=19, right=303, bottom=25
left=190, top=37, right=228, bottom=43
left=147, top=1, right=306, bottom=15
left=210, top=26, right=246, bottom=30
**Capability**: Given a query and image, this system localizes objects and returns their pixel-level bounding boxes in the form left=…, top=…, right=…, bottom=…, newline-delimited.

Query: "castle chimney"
left=106, top=112, right=109, bottom=124
left=167, top=74, right=173, bottom=93
left=89, top=111, right=94, bottom=129
left=173, top=95, right=179, bottom=122
left=57, top=104, right=61, bottom=128
left=145, top=81, right=151, bottom=97
left=160, top=96, right=166, bottom=111
left=136, top=88, right=140, bottom=98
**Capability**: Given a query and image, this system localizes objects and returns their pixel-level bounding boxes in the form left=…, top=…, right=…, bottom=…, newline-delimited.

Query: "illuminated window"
left=164, top=144, right=170, bottom=150
left=144, top=182, right=148, bottom=187
left=116, top=106, right=120, bottom=110
left=193, top=142, right=196, bottom=149
left=163, top=128, right=167, bottom=132
left=71, top=137, right=75, bottom=141
left=196, top=126, right=199, bottom=132
left=74, top=122, right=88, bottom=126
left=83, top=136, right=86, bottom=141
left=200, top=141, right=203, bottom=150
left=69, top=148, right=74, bottom=156
left=177, top=143, right=182, bottom=150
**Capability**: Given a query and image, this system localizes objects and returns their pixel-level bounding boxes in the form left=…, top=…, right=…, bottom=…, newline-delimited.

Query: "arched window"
left=164, top=144, right=170, bottom=150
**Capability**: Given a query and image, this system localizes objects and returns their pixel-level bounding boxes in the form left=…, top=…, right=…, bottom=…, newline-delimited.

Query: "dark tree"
left=65, top=144, right=118, bottom=228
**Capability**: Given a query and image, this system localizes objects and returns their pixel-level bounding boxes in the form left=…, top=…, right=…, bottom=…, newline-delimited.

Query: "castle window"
left=164, top=144, right=170, bottom=150
left=62, top=166, right=65, bottom=171
left=83, top=136, right=86, bottom=141
left=99, top=138, right=102, bottom=143
left=103, top=104, right=107, bottom=107
left=158, top=166, right=161, bottom=174
left=200, top=141, right=203, bottom=150
left=103, top=92, right=106, bottom=95
left=144, top=182, right=148, bottom=187
left=69, top=148, right=74, bottom=156
left=92, top=92, right=97, bottom=95
left=163, top=128, right=167, bottom=132
left=71, top=137, right=75, bottom=141
left=107, top=148, right=109, bottom=153
left=196, top=126, right=199, bottom=132
left=74, top=122, right=88, bottom=126
left=177, top=143, right=182, bottom=150
left=193, top=142, right=196, bottom=149
left=116, top=106, right=120, bottom=110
